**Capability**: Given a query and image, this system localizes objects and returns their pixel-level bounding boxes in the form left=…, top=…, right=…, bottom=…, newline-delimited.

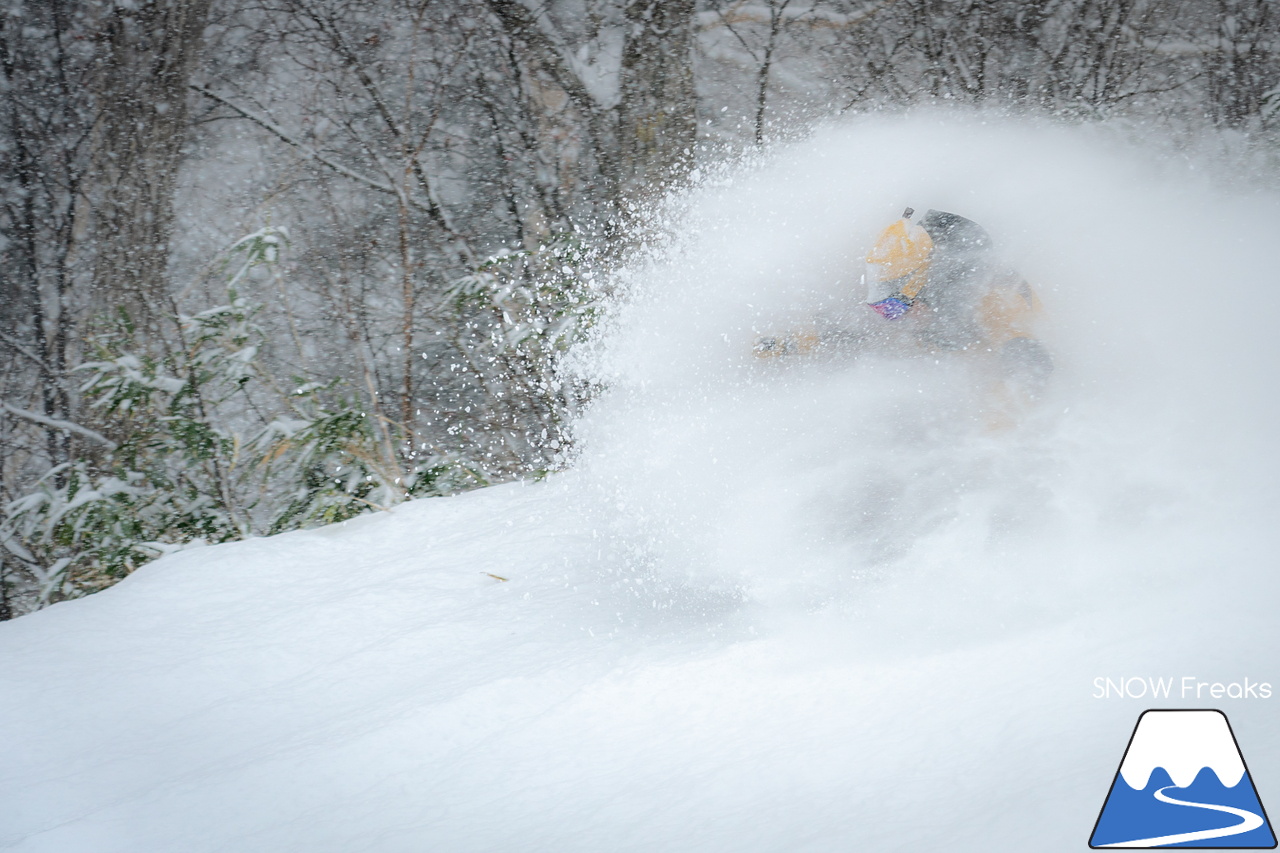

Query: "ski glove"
left=868, top=296, right=912, bottom=320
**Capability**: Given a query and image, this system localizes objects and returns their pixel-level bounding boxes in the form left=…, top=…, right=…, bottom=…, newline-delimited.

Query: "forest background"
left=1, top=0, right=1277, bottom=617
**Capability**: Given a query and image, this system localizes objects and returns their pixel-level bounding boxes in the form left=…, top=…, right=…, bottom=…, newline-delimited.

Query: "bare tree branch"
left=190, top=83, right=402, bottom=196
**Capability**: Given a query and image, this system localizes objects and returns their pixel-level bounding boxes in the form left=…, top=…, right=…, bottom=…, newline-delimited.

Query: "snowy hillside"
left=4, top=115, right=1280, bottom=852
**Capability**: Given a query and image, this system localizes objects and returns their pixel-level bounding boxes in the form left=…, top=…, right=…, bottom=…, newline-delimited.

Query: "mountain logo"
left=1090, top=709, right=1276, bottom=848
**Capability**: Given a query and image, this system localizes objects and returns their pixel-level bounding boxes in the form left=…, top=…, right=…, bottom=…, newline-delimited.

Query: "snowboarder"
left=755, top=207, right=1053, bottom=420
left=866, top=206, right=1050, bottom=378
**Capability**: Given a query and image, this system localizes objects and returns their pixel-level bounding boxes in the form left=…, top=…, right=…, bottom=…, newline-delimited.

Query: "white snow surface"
left=1119, top=710, right=1246, bottom=790
left=4, top=114, right=1280, bottom=852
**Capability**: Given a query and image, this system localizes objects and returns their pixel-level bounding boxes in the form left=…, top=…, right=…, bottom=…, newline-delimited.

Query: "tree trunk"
left=617, top=0, right=697, bottom=203
left=87, top=0, right=213, bottom=332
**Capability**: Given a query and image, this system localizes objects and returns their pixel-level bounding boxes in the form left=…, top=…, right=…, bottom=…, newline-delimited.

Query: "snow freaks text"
left=1093, top=677, right=1273, bottom=700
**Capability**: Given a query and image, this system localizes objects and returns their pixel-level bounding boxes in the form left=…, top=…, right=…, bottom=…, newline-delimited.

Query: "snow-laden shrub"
left=0, top=227, right=505, bottom=608
left=439, top=233, right=602, bottom=472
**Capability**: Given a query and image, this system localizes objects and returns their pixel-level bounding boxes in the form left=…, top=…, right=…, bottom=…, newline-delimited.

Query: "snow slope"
left=4, top=114, right=1280, bottom=852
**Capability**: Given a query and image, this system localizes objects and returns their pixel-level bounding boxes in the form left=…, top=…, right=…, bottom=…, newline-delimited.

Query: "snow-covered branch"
left=1, top=403, right=118, bottom=450
left=487, top=0, right=603, bottom=115
left=0, top=332, right=53, bottom=376
left=697, top=1, right=897, bottom=32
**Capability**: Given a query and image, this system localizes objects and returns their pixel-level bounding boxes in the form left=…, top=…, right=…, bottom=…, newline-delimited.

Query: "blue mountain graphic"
left=1091, top=766, right=1276, bottom=848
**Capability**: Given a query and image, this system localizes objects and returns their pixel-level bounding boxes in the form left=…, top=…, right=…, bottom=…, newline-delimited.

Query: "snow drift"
left=3, top=113, right=1280, bottom=852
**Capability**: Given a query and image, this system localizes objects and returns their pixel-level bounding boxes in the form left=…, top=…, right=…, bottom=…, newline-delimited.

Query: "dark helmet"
left=917, top=210, right=993, bottom=254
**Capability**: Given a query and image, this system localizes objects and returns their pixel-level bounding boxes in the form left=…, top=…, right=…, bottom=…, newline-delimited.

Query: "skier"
left=756, top=207, right=1053, bottom=419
